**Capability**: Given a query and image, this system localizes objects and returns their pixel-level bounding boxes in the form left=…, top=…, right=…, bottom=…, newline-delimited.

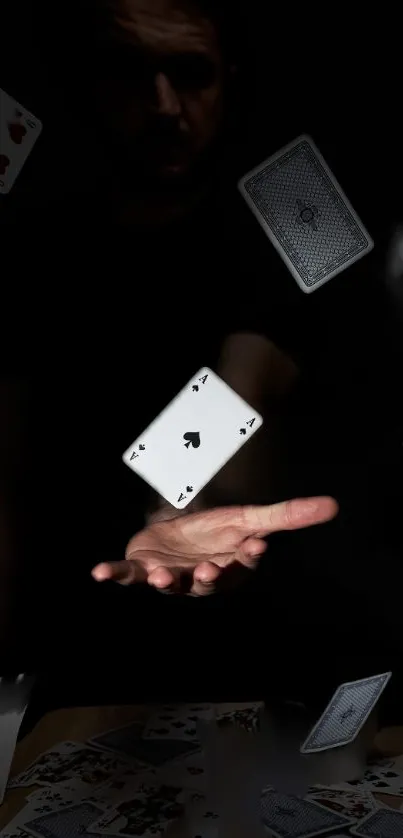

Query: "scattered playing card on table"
left=351, top=807, right=403, bottom=836
left=87, top=782, right=186, bottom=837
left=0, top=88, right=42, bottom=194
left=335, top=756, right=403, bottom=796
left=87, top=722, right=145, bottom=759
left=216, top=701, right=263, bottom=734
left=143, top=703, right=213, bottom=742
left=8, top=741, right=131, bottom=791
left=22, top=801, right=107, bottom=838
left=122, top=368, right=263, bottom=509
left=305, top=786, right=377, bottom=821
left=300, top=673, right=392, bottom=753
left=158, top=748, right=207, bottom=792
left=260, top=789, right=355, bottom=837
left=238, top=134, right=374, bottom=293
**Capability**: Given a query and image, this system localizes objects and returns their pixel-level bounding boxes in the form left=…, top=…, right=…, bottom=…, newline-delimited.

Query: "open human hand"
left=92, top=496, right=337, bottom=596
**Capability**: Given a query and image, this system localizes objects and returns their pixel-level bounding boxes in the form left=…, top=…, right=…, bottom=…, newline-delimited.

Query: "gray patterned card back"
left=260, top=790, right=354, bottom=838
left=238, top=135, right=374, bottom=294
left=300, top=672, right=392, bottom=754
left=351, top=808, right=403, bottom=837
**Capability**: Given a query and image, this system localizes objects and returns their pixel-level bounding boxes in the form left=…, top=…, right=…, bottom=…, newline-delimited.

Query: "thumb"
left=239, top=496, right=338, bottom=537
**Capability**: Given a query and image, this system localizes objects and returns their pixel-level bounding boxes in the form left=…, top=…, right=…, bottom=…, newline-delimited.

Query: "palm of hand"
left=92, top=497, right=338, bottom=596
left=125, top=506, right=267, bottom=591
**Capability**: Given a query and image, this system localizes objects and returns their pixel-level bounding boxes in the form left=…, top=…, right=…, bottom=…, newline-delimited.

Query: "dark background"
left=2, top=4, right=403, bottom=720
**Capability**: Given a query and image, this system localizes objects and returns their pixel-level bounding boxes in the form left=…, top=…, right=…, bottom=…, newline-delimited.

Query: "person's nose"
left=153, top=72, right=181, bottom=117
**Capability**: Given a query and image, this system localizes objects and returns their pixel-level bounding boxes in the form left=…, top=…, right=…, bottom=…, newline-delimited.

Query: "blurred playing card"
left=0, top=674, right=35, bottom=803
left=300, top=673, right=392, bottom=753
left=351, top=807, right=403, bottom=836
left=260, top=789, right=355, bottom=837
left=158, top=749, right=207, bottom=792
left=0, top=88, right=42, bottom=194
left=87, top=781, right=187, bottom=837
left=87, top=722, right=145, bottom=758
left=8, top=741, right=131, bottom=791
left=22, top=801, right=107, bottom=838
left=335, top=756, right=403, bottom=796
left=238, top=134, right=373, bottom=293
left=216, top=701, right=263, bottom=734
left=143, top=703, right=214, bottom=742
left=305, top=786, right=377, bottom=820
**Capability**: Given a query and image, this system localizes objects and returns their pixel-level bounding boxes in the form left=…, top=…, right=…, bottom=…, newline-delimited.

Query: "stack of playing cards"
left=238, top=134, right=374, bottom=293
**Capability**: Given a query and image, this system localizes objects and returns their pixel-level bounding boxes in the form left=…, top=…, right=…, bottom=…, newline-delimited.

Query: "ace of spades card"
left=0, top=88, right=42, bottom=194
left=122, top=368, right=263, bottom=509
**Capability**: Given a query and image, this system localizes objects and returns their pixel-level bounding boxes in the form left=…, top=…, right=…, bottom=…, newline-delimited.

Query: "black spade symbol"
left=139, top=444, right=145, bottom=450
left=186, top=486, right=193, bottom=493
left=183, top=432, right=200, bottom=449
left=240, top=428, right=246, bottom=435
left=192, top=385, right=199, bottom=392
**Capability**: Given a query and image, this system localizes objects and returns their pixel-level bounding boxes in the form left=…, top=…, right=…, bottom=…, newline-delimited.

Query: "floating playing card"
left=300, top=673, right=392, bottom=754
left=238, top=134, right=374, bottom=293
left=0, top=88, right=42, bottom=194
left=260, top=789, right=355, bottom=837
left=351, top=807, right=403, bottom=837
left=122, top=368, right=263, bottom=509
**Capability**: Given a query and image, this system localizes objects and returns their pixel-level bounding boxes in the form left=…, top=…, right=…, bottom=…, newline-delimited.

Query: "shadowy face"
left=92, top=0, right=226, bottom=182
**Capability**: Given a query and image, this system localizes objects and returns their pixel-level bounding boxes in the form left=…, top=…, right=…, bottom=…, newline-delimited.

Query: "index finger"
left=240, top=496, right=338, bottom=537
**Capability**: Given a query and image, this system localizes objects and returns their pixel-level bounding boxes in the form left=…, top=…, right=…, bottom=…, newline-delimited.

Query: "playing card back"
left=238, top=135, right=373, bottom=293
left=300, top=672, right=392, bottom=754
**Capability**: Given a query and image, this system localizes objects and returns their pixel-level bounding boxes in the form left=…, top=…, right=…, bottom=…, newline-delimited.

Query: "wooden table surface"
left=1, top=709, right=403, bottom=830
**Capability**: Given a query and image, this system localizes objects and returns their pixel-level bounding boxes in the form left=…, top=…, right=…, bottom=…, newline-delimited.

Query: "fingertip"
left=193, top=561, right=221, bottom=584
left=91, top=563, right=113, bottom=582
left=148, top=566, right=175, bottom=590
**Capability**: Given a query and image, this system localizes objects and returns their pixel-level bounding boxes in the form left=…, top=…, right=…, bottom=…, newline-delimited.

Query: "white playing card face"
left=238, top=134, right=374, bottom=294
left=0, top=88, right=42, bottom=194
left=122, top=368, right=263, bottom=509
left=300, top=672, right=392, bottom=754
